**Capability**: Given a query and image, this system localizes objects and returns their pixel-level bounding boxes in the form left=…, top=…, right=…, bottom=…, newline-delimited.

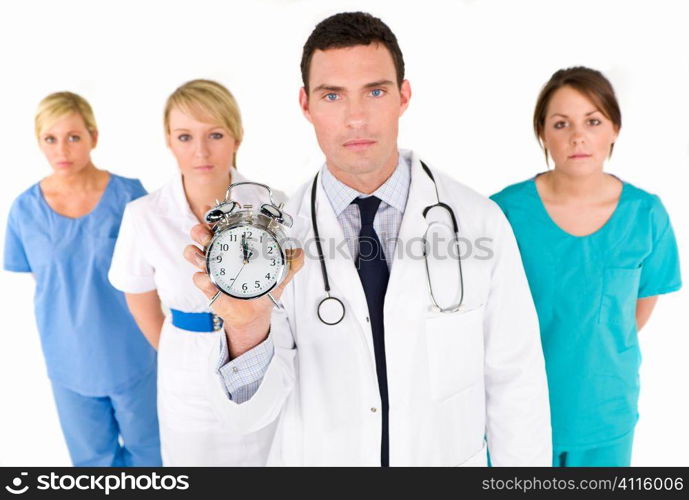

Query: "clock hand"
left=229, top=262, right=247, bottom=292
left=241, top=234, right=249, bottom=264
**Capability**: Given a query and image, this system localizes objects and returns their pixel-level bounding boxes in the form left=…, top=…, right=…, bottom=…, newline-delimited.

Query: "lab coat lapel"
left=385, top=153, right=438, bottom=313
left=297, top=172, right=372, bottom=339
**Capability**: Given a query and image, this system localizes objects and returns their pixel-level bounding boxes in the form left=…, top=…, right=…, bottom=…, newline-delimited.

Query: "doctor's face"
left=166, top=107, right=238, bottom=185
left=300, top=43, right=411, bottom=181
left=38, top=113, right=97, bottom=175
left=541, top=86, right=618, bottom=177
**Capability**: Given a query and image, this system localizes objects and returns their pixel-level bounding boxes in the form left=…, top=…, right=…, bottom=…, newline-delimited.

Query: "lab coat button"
left=366, top=317, right=370, bottom=323
left=370, top=407, right=377, bottom=413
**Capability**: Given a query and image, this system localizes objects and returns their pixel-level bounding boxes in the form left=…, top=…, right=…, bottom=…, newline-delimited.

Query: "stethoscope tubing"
left=310, top=161, right=464, bottom=325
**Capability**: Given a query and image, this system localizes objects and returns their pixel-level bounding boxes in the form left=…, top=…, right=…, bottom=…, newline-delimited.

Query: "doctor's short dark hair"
left=533, top=66, right=622, bottom=161
left=300, top=11, right=405, bottom=93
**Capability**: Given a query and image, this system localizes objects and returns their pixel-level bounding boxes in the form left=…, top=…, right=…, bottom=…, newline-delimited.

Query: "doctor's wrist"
left=223, top=316, right=271, bottom=359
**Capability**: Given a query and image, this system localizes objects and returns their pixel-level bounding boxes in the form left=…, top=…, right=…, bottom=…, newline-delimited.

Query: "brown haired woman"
left=491, top=67, right=682, bottom=466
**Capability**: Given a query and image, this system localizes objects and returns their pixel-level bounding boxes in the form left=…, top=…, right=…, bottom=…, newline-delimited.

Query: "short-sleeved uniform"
left=491, top=177, right=682, bottom=466
left=109, top=168, right=283, bottom=466
left=3, top=173, right=160, bottom=466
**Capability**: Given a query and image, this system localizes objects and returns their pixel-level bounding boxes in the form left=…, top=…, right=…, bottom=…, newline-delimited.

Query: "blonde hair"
left=35, top=91, right=97, bottom=139
left=164, top=79, right=243, bottom=166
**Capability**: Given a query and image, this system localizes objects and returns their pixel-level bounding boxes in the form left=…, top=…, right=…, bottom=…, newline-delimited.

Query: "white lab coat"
left=110, top=168, right=282, bottom=466
left=207, top=151, right=551, bottom=466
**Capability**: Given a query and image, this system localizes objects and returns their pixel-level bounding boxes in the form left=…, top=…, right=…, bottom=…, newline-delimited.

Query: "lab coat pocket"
left=599, top=266, right=641, bottom=352
left=425, top=305, right=485, bottom=402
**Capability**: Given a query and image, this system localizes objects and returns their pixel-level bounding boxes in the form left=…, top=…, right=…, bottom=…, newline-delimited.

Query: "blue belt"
left=170, top=309, right=224, bottom=332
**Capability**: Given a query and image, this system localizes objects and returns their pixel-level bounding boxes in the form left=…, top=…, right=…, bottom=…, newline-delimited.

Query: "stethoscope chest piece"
left=317, top=296, right=345, bottom=326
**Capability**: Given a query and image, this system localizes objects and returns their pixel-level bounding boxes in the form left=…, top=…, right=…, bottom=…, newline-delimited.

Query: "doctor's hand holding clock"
left=183, top=182, right=304, bottom=358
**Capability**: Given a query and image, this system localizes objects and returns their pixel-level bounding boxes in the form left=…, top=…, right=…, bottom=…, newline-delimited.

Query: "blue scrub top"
left=491, top=177, right=682, bottom=449
left=3, top=173, right=157, bottom=396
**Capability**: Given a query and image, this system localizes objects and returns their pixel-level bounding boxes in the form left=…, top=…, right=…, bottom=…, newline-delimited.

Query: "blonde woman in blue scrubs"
left=491, top=67, right=682, bottom=466
left=3, top=92, right=160, bottom=466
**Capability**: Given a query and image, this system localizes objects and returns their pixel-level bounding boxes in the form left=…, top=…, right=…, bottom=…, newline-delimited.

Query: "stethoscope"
left=312, top=160, right=465, bottom=326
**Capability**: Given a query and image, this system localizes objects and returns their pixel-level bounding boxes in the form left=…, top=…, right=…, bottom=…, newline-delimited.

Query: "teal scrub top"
left=3, top=174, right=157, bottom=396
left=491, top=177, right=682, bottom=449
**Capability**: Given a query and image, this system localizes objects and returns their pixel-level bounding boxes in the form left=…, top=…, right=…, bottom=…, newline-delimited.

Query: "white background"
left=0, top=0, right=687, bottom=466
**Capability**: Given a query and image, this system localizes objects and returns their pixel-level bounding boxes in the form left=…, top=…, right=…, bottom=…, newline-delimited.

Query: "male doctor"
left=184, top=11, right=551, bottom=466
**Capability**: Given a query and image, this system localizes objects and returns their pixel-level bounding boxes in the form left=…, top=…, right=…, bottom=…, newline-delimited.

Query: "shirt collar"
left=170, top=172, right=196, bottom=222
left=320, top=151, right=411, bottom=216
left=170, top=168, right=241, bottom=221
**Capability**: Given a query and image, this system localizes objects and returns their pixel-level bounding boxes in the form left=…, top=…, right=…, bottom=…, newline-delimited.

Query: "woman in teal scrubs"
left=491, top=67, right=681, bottom=467
left=3, top=92, right=160, bottom=466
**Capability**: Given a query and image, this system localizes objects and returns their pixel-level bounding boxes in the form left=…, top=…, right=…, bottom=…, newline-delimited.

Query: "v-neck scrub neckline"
left=37, top=172, right=113, bottom=221
left=529, top=174, right=628, bottom=240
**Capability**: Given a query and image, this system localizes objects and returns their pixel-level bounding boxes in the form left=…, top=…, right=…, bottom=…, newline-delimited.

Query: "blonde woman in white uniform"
left=109, top=79, right=282, bottom=466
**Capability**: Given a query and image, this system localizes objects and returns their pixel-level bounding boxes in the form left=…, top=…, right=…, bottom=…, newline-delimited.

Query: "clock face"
left=207, top=225, right=285, bottom=299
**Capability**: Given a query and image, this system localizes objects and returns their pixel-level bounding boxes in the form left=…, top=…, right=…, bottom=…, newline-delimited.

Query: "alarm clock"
left=204, top=182, right=292, bottom=307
